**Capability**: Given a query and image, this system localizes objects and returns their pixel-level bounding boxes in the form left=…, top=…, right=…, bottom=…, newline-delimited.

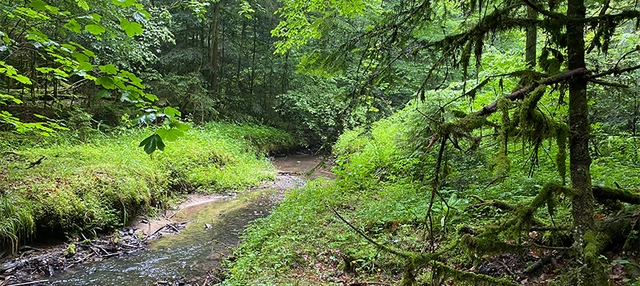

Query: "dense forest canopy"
left=2, top=0, right=640, bottom=284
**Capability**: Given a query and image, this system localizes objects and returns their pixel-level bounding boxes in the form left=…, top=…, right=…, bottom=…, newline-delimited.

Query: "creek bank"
left=0, top=154, right=330, bottom=286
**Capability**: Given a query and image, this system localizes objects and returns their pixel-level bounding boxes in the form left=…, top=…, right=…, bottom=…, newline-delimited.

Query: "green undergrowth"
left=223, top=102, right=640, bottom=285
left=0, top=123, right=295, bottom=251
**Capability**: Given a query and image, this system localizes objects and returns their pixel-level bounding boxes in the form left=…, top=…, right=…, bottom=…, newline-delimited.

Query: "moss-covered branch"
left=593, top=186, right=640, bottom=204
left=475, top=68, right=590, bottom=116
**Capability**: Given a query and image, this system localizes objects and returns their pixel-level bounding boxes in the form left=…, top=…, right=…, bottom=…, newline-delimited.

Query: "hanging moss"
left=477, top=182, right=575, bottom=242
left=494, top=98, right=513, bottom=176
left=519, top=84, right=547, bottom=124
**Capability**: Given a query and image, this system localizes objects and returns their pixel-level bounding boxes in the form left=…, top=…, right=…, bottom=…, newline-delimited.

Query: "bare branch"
left=590, top=63, right=640, bottom=78
left=587, top=78, right=629, bottom=88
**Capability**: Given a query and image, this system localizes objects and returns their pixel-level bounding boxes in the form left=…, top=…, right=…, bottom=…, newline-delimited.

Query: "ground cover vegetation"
left=0, top=122, right=294, bottom=252
left=221, top=0, right=640, bottom=285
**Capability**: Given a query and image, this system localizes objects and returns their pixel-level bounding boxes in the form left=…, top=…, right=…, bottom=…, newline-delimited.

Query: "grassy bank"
left=222, top=103, right=640, bottom=285
left=0, top=122, right=295, bottom=252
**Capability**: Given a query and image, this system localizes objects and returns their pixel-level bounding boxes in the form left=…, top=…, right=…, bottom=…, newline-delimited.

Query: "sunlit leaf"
left=72, top=52, right=89, bottom=62
left=90, top=13, right=102, bottom=23
left=96, top=76, right=115, bottom=89
left=99, top=64, right=118, bottom=75
left=64, top=19, right=82, bottom=33
left=157, top=128, right=185, bottom=142
left=119, top=18, right=143, bottom=37
left=85, top=24, right=106, bottom=36
left=76, top=0, right=89, bottom=11
left=164, top=107, right=181, bottom=118
left=78, top=61, right=93, bottom=71
left=169, top=121, right=191, bottom=131
left=15, top=75, right=32, bottom=85
left=144, top=93, right=158, bottom=101
left=112, top=0, right=137, bottom=8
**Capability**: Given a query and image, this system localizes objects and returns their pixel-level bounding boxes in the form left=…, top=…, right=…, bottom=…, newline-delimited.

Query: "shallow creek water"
left=49, top=154, right=330, bottom=286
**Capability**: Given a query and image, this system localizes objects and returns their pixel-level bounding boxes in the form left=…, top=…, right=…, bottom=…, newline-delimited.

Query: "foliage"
left=225, top=97, right=640, bottom=284
left=0, top=122, right=294, bottom=250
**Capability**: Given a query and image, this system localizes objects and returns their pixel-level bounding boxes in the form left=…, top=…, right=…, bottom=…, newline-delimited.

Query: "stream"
left=46, top=154, right=331, bottom=286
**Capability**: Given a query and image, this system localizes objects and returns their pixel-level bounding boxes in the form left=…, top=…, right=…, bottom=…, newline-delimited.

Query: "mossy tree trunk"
left=566, top=0, right=606, bottom=284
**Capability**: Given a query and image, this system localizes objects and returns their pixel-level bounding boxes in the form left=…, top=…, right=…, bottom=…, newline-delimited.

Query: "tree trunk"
left=566, top=0, right=606, bottom=284
left=209, top=1, right=221, bottom=92
left=525, top=6, right=537, bottom=68
left=237, top=20, right=247, bottom=93
left=249, top=18, right=257, bottom=97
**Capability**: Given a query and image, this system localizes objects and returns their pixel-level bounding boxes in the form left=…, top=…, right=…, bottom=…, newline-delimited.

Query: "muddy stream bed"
left=0, top=154, right=332, bottom=286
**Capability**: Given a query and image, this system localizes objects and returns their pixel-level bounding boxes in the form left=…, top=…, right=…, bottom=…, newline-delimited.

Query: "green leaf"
left=36, top=67, right=53, bottom=74
left=119, top=18, right=143, bottom=37
left=83, top=49, right=96, bottom=58
left=0, top=93, right=22, bottom=104
left=61, top=43, right=76, bottom=52
left=72, top=52, right=89, bottom=63
left=139, top=134, right=165, bottom=154
left=169, top=121, right=191, bottom=131
left=78, top=61, right=93, bottom=71
left=15, top=75, right=32, bottom=85
left=164, top=107, right=181, bottom=118
left=99, top=64, right=118, bottom=75
left=76, top=0, right=89, bottom=11
left=90, top=13, right=102, bottom=23
left=157, top=128, right=185, bottom=142
left=95, top=76, right=115, bottom=89
left=85, top=24, right=106, bottom=36
left=144, top=93, right=158, bottom=101
left=64, top=19, right=82, bottom=33
left=97, top=90, right=112, bottom=99
left=112, top=0, right=137, bottom=8
left=30, top=0, right=47, bottom=10
left=135, top=113, right=156, bottom=124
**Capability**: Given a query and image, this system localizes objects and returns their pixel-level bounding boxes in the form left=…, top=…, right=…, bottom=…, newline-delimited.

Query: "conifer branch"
left=521, top=0, right=566, bottom=20
left=475, top=68, right=590, bottom=116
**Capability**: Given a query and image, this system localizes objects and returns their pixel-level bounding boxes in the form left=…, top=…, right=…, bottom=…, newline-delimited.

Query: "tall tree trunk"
left=566, top=0, right=605, bottom=284
left=249, top=18, right=257, bottom=97
left=525, top=6, right=537, bottom=68
left=237, top=20, right=247, bottom=93
left=209, top=1, right=221, bottom=92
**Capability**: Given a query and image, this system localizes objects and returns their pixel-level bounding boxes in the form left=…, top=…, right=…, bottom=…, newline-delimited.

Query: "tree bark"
left=525, top=6, right=537, bottom=68
left=566, top=0, right=606, bottom=284
left=209, top=1, right=221, bottom=92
